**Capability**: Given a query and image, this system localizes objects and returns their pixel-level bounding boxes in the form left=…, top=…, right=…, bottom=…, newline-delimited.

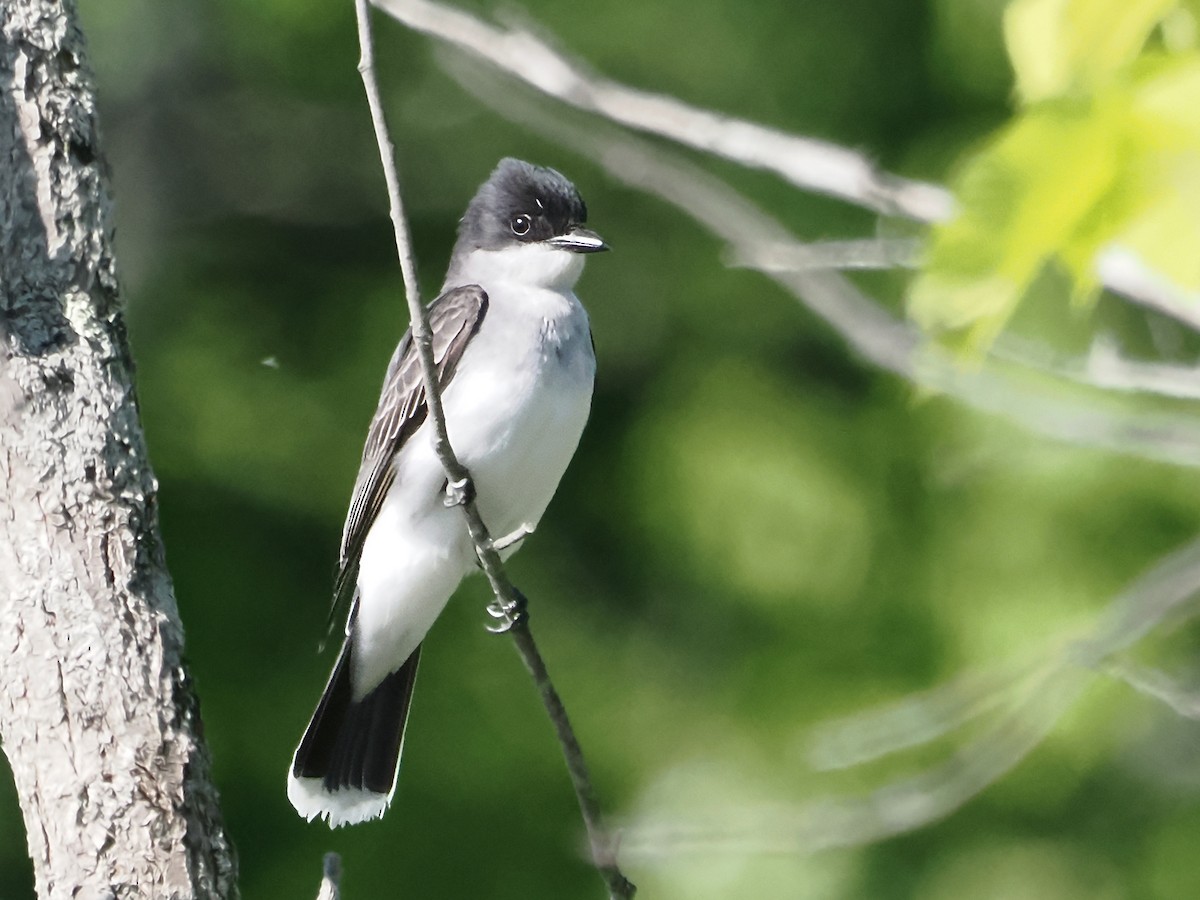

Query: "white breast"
left=350, top=278, right=594, bottom=695
left=441, top=282, right=595, bottom=537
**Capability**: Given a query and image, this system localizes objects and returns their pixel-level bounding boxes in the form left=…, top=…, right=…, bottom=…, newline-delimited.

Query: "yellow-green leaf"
left=910, top=103, right=1121, bottom=350
left=1116, top=162, right=1200, bottom=289
left=1005, top=0, right=1178, bottom=102
left=910, top=51, right=1200, bottom=353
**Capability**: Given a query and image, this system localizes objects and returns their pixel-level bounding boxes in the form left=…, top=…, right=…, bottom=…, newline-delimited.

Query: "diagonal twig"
left=352, top=2, right=634, bottom=897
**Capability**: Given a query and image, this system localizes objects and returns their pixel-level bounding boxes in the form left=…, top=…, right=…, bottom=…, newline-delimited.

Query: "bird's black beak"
left=547, top=225, right=609, bottom=253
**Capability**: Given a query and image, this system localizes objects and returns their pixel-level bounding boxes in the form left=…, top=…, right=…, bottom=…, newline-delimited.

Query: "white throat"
left=446, top=244, right=585, bottom=293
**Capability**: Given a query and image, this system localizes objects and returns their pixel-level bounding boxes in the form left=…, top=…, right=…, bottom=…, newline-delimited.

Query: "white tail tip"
left=287, top=770, right=391, bottom=828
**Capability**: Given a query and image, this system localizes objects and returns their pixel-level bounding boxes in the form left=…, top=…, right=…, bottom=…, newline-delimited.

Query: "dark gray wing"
left=328, top=284, right=488, bottom=632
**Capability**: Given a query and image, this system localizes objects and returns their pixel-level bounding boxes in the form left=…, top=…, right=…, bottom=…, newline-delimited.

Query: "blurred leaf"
left=1004, top=0, right=1180, bottom=103
left=911, top=43, right=1200, bottom=351
left=909, top=102, right=1120, bottom=352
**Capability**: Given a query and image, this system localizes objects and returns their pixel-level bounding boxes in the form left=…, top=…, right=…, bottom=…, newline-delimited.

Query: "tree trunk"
left=0, top=2, right=237, bottom=897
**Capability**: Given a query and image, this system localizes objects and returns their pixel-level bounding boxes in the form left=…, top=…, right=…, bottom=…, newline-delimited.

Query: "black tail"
left=289, top=640, right=421, bottom=820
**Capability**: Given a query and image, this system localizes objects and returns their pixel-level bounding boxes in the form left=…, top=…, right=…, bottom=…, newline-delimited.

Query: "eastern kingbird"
left=287, top=158, right=606, bottom=827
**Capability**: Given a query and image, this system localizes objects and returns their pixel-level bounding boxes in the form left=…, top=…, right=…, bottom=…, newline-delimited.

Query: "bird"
left=287, top=158, right=607, bottom=827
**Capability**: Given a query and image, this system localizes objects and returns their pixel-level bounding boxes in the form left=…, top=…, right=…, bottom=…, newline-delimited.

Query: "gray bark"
left=0, top=2, right=237, bottom=898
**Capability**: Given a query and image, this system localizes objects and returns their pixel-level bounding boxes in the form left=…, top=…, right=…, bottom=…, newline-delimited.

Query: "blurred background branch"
left=447, top=66, right=1200, bottom=467
left=370, top=0, right=1200, bottom=471
left=1098, top=247, right=1200, bottom=335
left=374, top=0, right=956, bottom=223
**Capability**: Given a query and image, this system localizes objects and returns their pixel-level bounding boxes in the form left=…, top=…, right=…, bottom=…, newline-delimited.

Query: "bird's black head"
left=455, top=158, right=606, bottom=255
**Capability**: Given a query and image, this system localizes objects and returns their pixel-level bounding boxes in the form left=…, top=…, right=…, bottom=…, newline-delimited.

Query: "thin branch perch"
left=352, top=2, right=633, bottom=897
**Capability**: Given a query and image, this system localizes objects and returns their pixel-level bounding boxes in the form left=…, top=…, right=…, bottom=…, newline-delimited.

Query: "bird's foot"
left=444, top=475, right=475, bottom=508
left=486, top=589, right=529, bottom=633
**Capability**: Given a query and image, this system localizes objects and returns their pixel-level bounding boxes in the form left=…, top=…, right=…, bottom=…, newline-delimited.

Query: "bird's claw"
left=485, top=590, right=528, bottom=633
left=444, top=475, right=475, bottom=508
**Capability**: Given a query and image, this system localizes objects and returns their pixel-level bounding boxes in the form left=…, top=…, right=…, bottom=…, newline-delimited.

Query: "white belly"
left=351, top=287, right=594, bottom=696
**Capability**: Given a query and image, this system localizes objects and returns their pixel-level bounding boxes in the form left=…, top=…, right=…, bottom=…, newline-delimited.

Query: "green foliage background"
left=3, top=0, right=1200, bottom=897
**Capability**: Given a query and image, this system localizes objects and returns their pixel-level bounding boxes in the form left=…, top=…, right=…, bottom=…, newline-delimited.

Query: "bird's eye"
left=510, top=214, right=532, bottom=236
